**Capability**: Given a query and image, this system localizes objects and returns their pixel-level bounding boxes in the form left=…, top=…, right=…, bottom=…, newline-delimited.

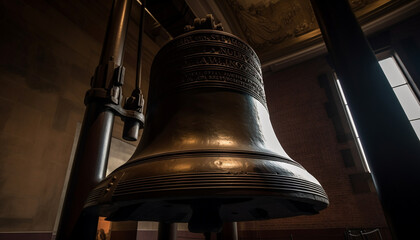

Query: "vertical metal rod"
left=217, top=222, right=238, bottom=240
left=310, top=0, right=420, bottom=239
left=157, top=222, right=177, bottom=240
left=122, top=0, right=146, bottom=141
left=98, top=0, right=132, bottom=72
left=135, top=0, right=146, bottom=90
left=55, top=0, right=132, bottom=239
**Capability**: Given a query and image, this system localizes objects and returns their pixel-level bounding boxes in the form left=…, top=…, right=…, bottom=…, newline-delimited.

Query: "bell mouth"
left=84, top=151, right=328, bottom=232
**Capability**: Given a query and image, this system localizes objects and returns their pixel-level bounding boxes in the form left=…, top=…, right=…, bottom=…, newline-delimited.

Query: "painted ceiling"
left=208, top=0, right=412, bottom=69
left=144, top=0, right=417, bottom=69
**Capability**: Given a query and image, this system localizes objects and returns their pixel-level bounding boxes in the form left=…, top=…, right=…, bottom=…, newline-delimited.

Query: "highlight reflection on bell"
left=84, top=16, right=329, bottom=233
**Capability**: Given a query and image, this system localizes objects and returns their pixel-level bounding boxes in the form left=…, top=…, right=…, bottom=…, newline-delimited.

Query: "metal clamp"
left=84, top=61, right=125, bottom=105
left=84, top=62, right=145, bottom=141
left=121, top=89, right=145, bottom=141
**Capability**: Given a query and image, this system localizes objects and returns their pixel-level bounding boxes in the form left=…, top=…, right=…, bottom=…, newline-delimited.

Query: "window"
left=379, top=57, right=420, bottom=139
left=335, top=55, right=420, bottom=172
left=336, top=78, right=370, bottom=172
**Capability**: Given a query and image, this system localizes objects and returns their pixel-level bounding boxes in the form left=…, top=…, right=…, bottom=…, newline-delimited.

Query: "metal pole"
left=98, top=0, right=132, bottom=70
left=55, top=0, right=132, bottom=239
left=310, top=0, right=420, bottom=239
left=123, top=0, right=147, bottom=141
left=157, top=222, right=177, bottom=240
left=135, top=0, right=146, bottom=91
left=217, top=222, right=238, bottom=240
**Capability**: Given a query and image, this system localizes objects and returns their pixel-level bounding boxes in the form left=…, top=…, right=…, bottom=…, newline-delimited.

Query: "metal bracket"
left=120, top=89, right=145, bottom=141
left=84, top=62, right=145, bottom=141
left=85, top=61, right=125, bottom=105
left=104, top=102, right=145, bottom=127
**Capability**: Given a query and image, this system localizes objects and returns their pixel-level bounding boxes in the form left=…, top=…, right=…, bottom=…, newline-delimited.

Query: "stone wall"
left=0, top=0, right=161, bottom=234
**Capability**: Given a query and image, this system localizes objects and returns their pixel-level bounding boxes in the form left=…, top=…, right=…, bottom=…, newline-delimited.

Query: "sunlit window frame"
left=333, top=74, right=371, bottom=172
left=334, top=50, right=420, bottom=173
left=378, top=53, right=420, bottom=140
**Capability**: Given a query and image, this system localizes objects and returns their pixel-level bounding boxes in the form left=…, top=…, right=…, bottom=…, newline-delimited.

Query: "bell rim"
left=84, top=152, right=329, bottom=223
left=85, top=184, right=329, bottom=223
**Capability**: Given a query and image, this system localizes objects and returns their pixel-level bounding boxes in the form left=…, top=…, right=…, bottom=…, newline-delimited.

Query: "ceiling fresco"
left=212, top=0, right=405, bottom=67
left=225, top=0, right=318, bottom=50
left=147, top=0, right=416, bottom=69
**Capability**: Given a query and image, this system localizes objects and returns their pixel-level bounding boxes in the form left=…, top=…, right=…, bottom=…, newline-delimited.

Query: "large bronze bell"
left=84, top=17, right=328, bottom=233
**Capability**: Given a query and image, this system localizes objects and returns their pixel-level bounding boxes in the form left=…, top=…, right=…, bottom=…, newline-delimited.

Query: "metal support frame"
left=310, top=0, right=420, bottom=239
left=55, top=0, right=133, bottom=239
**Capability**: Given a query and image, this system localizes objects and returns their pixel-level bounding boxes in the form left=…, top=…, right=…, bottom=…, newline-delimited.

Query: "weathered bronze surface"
left=85, top=18, right=328, bottom=233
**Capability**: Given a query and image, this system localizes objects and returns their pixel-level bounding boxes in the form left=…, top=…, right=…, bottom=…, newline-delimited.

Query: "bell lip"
left=86, top=150, right=328, bottom=203
left=84, top=153, right=329, bottom=222
left=84, top=188, right=329, bottom=223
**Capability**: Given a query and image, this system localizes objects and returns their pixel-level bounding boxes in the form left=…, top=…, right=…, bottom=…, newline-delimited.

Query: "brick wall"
left=236, top=56, right=389, bottom=239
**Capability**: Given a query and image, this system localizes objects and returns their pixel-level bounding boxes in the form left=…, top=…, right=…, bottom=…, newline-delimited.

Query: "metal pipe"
left=158, top=222, right=177, bottom=240
left=135, top=0, right=146, bottom=90
left=55, top=0, right=132, bottom=239
left=122, top=0, right=147, bottom=141
left=217, top=222, right=238, bottom=240
left=310, top=0, right=420, bottom=239
left=99, top=0, right=132, bottom=69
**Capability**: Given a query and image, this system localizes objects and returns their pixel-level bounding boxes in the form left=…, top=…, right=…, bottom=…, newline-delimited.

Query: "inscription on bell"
left=181, top=70, right=266, bottom=103
left=184, top=56, right=254, bottom=75
left=174, top=33, right=252, bottom=53
left=199, top=46, right=261, bottom=73
left=152, top=31, right=267, bottom=105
